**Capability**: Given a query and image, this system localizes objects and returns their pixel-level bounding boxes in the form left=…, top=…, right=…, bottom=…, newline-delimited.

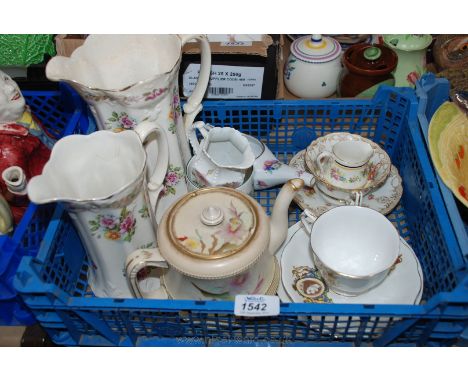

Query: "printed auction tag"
left=220, top=41, right=253, bottom=47
left=234, top=295, right=280, bottom=317
left=183, top=64, right=264, bottom=99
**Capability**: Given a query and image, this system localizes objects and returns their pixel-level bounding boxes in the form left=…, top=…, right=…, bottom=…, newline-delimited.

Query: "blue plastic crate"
left=415, top=73, right=468, bottom=262
left=0, top=84, right=93, bottom=326
left=14, top=86, right=468, bottom=346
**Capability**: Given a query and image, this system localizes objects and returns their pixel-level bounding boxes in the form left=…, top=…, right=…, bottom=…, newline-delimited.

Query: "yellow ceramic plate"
left=428, top=101, right=468, bottom=207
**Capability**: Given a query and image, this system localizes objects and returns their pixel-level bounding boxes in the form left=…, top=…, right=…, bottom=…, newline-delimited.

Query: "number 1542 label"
left=234, top=295, right=280, bottom=317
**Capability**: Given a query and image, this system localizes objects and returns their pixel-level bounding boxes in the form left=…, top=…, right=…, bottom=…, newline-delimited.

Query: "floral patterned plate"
left=428, top=101, right=468, bottom=207
left=277, top=222, right=423, bottom=305
left=162, top=257, right=280, bottom=301
left=290, top=150, right=403, bottom=216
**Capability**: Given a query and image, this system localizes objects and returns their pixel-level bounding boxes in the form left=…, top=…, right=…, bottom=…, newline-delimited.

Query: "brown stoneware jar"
left=339, top=43, right=398, bottom=98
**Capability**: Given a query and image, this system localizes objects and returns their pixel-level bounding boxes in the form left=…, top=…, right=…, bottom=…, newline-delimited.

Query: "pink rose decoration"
left=407, top=71, right=420, bottom=85
left=100, top=216, right=118, bottom=229
left=119, top=214, right=136, bottom=234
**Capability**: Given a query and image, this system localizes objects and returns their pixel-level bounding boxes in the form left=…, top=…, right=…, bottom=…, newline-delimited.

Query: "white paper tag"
left=220, top=41, right=253, bottom=47
left=183, top=64, right=264, bottom=99
left=234, top=295, right=280, bottom=317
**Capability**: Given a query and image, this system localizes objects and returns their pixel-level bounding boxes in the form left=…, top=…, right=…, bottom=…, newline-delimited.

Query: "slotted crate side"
left=415, top=74, right=468, bottom=262
left=0, top=84, right=91, bottom=325
left=14, top=87, right=468, bottom=345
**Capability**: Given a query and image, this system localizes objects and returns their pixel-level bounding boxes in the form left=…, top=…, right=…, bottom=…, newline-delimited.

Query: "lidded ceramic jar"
left=339, top=43, right=398, bottom=98
left=284, top=34, right=342, bottom=98
left=383, top=34, right=432, bottom=87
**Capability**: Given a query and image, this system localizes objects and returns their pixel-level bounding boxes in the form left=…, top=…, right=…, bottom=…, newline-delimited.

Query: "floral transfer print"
left=105, top=111, right=137, bottom=131
left=162, top=164, right=184, bottom=196
left=138, top=204, right=150, bottom=218
left=176, top=201, right=253, bottom=257
left=88, top=206, right=136, bottom=242
left=263, top=159, right=282, bottom=173
left=168, top=88, right=181, bottom=134
left=329, top=166, right=369, bottom=184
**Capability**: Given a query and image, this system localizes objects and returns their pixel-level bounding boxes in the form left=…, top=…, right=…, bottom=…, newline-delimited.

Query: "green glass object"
left=0, top=34, right=56, bottom=67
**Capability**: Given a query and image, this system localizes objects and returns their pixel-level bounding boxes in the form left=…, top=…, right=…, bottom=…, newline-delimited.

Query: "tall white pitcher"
left=45, top=34, right=211, bottom=221
left=27, top=122, right=169, bottom=298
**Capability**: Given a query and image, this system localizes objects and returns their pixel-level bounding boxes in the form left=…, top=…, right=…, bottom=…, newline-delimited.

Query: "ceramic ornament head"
left=0, top=70, right=26, bottom=124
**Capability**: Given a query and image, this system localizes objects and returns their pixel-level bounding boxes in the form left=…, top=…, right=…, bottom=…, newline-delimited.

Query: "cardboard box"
left=55, top=35, right=87, bottom=57
left=180, top=34, right=280, bottom=100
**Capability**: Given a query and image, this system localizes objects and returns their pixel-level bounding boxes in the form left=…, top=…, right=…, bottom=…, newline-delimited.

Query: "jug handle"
left=134, top=121, right=169, bottom=204
left=179, top=35, right=211, bottom=139
left=126, top=248, right=169, bottom=299
left=187, top=121, right=212, bottom=154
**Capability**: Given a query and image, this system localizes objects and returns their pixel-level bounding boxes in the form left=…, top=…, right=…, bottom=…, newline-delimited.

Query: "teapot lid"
left=290, top=34, right=342, bottom=63
left=158, top=187, right=270, bottom=279
left=343, top=43, right=398, bottom=76
left=383, top=34, right=432, bottom=51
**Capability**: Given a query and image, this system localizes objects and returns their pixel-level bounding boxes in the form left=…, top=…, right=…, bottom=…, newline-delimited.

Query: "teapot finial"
left=268, top=178, right=304, bottom=255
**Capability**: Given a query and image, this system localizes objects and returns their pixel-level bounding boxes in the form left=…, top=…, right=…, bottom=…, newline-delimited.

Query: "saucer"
left=304, top=133, right=392, bottom=194
left=162, top=257, right=280, bottom=301
left=278, top=222, right=423, bottom=305
left=290, top=150, right=403, bottom=215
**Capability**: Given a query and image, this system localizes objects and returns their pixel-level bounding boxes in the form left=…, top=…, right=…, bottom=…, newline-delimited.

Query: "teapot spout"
left=268, top=178, right=304, bottom=255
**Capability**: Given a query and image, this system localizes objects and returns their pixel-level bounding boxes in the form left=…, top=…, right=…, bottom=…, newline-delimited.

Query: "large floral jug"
left=45, top=34, right=211, bottom=222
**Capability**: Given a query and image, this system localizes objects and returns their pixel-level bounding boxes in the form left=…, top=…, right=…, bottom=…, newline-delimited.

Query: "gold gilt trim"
left=167, top=187, right=259, bottom=260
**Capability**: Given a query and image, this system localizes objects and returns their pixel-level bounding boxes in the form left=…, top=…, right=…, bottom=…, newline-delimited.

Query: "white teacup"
left=301, top=206, right=400, bottom=296
left=316, top=140, right=374, bottom=190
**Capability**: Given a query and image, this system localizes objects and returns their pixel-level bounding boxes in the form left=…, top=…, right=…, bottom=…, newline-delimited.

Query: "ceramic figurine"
left=0, top=193, right=13, bottom=234
left=28, top=122, right=169, bottom=298
left=0, top=70, right=52, bottom=223
left=45, top=35, right=212, bottom=223
left=126, top=179, right=305, bottom=300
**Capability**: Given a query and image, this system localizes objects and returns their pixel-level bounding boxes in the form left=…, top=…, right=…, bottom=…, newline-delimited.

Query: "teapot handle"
left=134, top=121, right=169, bottom=207
left=179, top=34, right=212, bottom=164
left=125, top=248, right=169, bottom=299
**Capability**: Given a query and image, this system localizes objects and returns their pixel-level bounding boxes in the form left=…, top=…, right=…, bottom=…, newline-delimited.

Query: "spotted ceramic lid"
left=290, top=34, right=342, bottom=63
left=158, top=187, right=270, bottom=279
left=383, top=34, right=432, bottom=51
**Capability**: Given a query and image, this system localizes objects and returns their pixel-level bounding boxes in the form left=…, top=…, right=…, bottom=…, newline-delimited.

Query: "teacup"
left=301, top=206, right=400, bottom=296
left=316, top=140, right=374, bottom=190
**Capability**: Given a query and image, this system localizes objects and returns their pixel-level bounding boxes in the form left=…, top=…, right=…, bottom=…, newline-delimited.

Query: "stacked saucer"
left=289, top=132, right=403, bottom=216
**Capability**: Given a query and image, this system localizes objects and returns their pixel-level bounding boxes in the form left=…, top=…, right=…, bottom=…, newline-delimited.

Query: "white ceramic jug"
left=27, top=122, right=169, bottom=298
left=45, top=34, right=212, bottom=222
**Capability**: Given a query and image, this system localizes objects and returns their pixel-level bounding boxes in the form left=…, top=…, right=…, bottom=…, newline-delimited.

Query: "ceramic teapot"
left=126, top=179, right=305, bottom=300
left=284, top=34, right=342, bottom=98
left=383, top=34, right=432, bottom=87
left=45, top=34, right=212, bottom=222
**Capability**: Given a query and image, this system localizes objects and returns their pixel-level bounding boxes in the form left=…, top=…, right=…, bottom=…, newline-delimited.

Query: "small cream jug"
left=45, top=34, right=212, bottom=222
left=27, top=122, right=169, bottom=298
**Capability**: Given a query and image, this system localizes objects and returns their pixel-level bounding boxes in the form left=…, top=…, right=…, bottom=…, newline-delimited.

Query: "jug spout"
left=45, top=56, right=73, bottom=83
left=268, top=178, right=304, bottom=255
left=27, top=174, right=59, bottom=204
